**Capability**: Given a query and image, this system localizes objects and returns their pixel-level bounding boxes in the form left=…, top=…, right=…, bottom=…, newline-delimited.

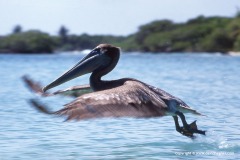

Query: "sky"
left=0, top=0, right=240, bottom=36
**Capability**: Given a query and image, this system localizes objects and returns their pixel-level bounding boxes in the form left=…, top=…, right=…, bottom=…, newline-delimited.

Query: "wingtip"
left=29, top=99, right=53, bottom=115
left=197, top=112, right=208, bottom=117
left=22, top=75, right=53, bottom=97
left=22, top=75, right=32, bottom=86
left=22, top=75, right=43, bottom=93
left=193, top=110, right=207, bottom=117
left=22, top=74, right=28, bottom=80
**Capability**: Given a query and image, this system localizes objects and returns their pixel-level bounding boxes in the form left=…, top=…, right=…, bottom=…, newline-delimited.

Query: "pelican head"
left=43, top=44, right=120, bottom=92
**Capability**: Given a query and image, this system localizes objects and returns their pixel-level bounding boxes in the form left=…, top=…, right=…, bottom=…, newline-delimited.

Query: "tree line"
left=0, top=14, right=240, bottom=54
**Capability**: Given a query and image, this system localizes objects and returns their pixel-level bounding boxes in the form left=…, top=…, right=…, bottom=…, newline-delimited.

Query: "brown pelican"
left=24, top=44, right=206, bottom=138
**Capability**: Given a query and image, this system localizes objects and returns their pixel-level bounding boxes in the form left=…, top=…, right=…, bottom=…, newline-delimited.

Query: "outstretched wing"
left=22, top=75, right=93, bottom=97
left=30, top=81, right=168, bottom=121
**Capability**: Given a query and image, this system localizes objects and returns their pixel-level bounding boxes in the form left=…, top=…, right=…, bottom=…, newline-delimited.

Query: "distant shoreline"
left=1, top=14, right=240, bottom=54
left=1, top=51, right=239, bottom=56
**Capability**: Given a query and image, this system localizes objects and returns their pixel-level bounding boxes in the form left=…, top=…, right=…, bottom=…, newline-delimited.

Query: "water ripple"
left=0, top=54, right=239, bottom=159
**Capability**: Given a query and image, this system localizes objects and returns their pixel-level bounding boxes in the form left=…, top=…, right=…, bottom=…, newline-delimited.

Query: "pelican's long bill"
left=43, top=48, right=111, bottom=92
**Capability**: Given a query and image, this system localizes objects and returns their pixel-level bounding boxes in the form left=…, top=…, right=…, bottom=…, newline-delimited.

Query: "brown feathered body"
left=25, top=44, right=202, bottom=122
left=52, top=78, right=200, bottom=121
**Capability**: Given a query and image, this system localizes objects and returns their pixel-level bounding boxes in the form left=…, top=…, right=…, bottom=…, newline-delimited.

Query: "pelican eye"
left=90, top=48, right=101, bottom=56
left=100, top=48, right=108, bottom=54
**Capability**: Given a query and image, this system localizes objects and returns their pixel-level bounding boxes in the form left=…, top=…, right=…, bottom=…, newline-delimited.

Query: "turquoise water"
left=0, top=53, right=239, bottom=159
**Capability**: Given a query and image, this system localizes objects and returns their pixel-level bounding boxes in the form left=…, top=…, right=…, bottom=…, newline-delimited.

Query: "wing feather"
left=53, top=81, right=168, bottom=121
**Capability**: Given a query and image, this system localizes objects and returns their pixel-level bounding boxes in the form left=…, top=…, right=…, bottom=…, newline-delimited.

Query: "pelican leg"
left=172, top=115, right=195, bottom=138
left=175, top=111, right=206, bottom=137
left=172, top=116, right=181, bottom=132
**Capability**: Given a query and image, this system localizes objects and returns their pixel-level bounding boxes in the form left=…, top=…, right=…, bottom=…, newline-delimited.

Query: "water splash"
left=194, top=129, right=238, bottom=152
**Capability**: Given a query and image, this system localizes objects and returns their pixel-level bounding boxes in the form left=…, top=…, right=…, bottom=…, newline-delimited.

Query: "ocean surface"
left=0, top=52, right=239, bottom=160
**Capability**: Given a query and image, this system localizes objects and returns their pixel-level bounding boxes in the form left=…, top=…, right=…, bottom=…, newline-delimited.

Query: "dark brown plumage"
left=55, top=79, right=168, bottom=120
left=24, top=44, right=206, bottom=138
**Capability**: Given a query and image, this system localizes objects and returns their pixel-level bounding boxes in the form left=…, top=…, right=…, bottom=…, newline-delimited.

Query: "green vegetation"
left=1, top=14, right=240, bottom=54
left=0, top=30, right=55, bottom=53
left=118, top=15, right=240, bottom=53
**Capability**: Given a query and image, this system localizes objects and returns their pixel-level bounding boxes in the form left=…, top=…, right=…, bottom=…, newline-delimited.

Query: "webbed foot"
left=179, top=121, right=206, bottom=138
left=173, top=111, right=206, bottom=138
